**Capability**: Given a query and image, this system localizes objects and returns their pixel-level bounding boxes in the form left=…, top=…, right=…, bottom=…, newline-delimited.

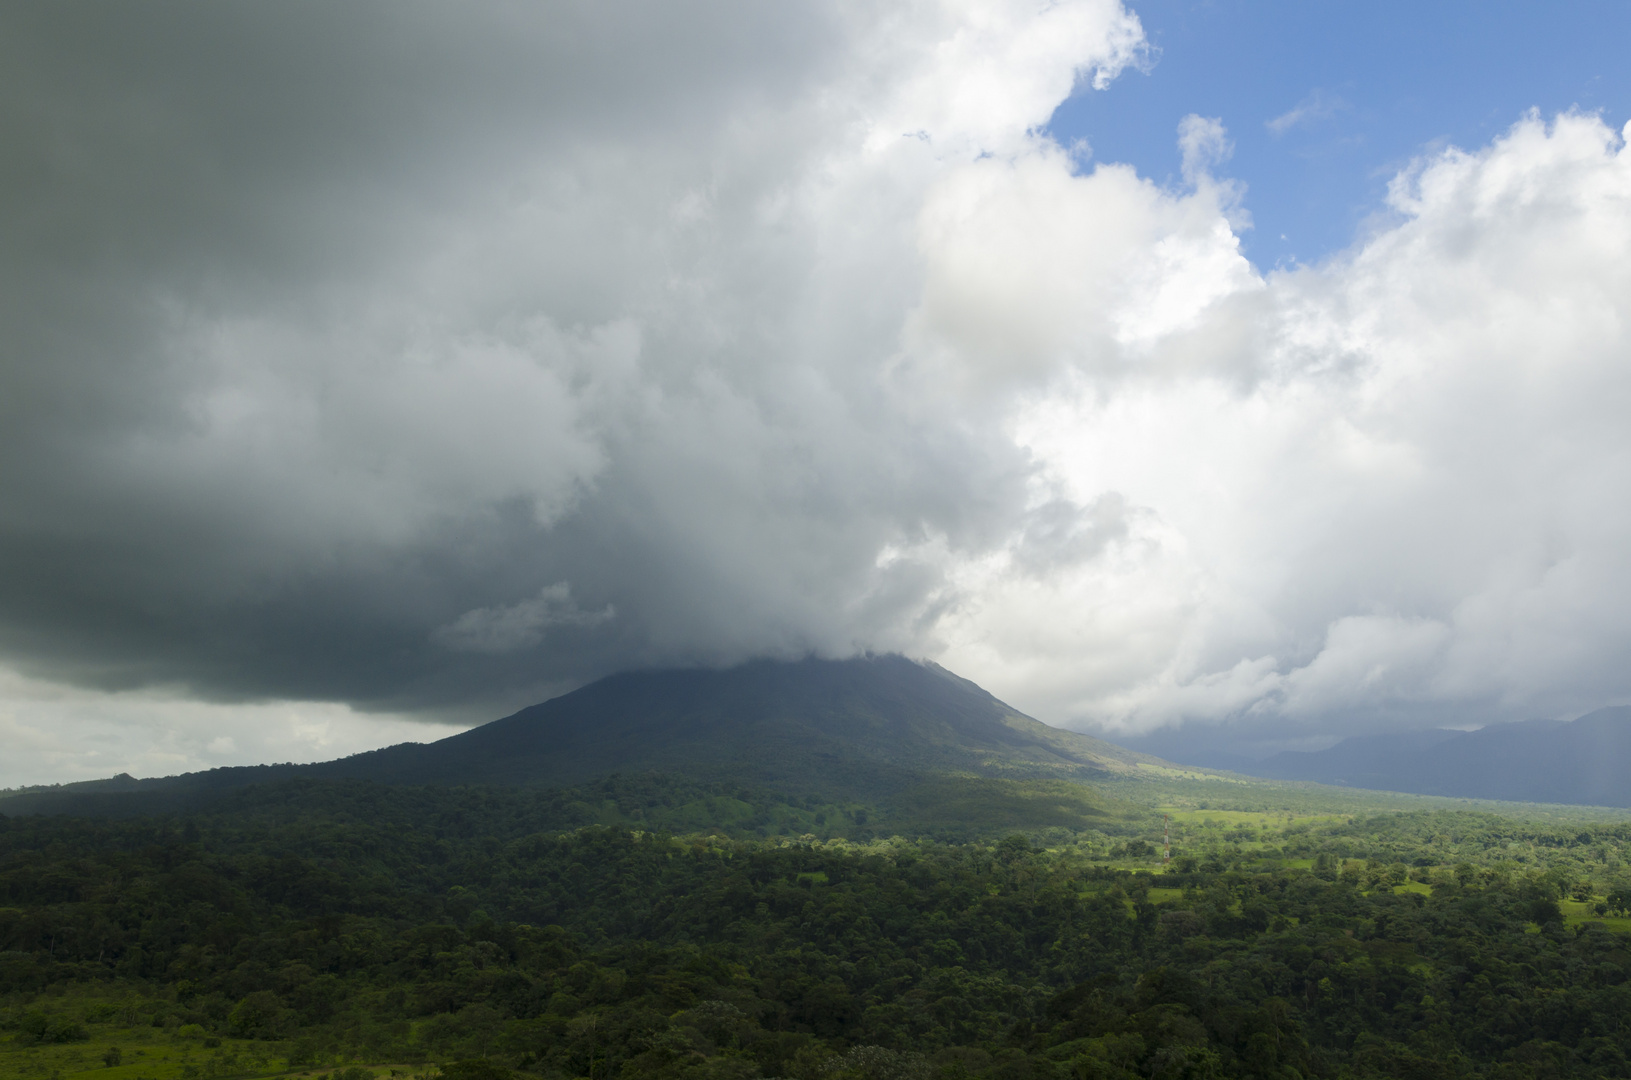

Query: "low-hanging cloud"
left=434, top=585, right=616, bottom=656
left=2, top=2, right=1630, bottom=780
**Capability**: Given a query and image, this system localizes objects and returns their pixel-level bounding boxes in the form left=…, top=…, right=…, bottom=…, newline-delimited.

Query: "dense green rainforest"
left=4, top=777, right=1631, bottom=1080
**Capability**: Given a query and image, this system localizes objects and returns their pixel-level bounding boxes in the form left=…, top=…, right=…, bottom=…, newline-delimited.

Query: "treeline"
left=2, top=784, right=1631, bottom=1079
left=0, top=772, right=1146, bottom=846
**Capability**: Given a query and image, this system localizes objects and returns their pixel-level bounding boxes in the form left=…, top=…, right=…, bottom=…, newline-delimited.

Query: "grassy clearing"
left=0, top=1036, right=431, bottom=1080
left=1110, top=772, right=1631, bottom=825
left=0, top=1003, right=433, bottom=1080
left=1156, top=808, right=1349, bottom=828
left=0, top=1031, right=277, bottom=1080
left=1559, top=897, right=1631, bottom=932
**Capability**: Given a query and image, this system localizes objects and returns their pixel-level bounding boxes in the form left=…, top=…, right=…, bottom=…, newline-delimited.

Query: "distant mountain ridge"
left=1, top=655, right=1170, bottom=814
left=1241, top=707, right=1631, bottom=807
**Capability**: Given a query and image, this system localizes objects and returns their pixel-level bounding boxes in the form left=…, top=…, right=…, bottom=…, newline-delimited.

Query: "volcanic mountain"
left=2, top=655, right=1170, bottom=822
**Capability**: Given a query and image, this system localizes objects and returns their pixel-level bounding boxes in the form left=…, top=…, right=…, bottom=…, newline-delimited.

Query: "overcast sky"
left=5, top=0, right=1631, bottom=785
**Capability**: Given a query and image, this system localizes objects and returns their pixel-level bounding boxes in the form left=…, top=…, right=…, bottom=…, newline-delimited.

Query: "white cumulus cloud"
left=941, top=111, right=1631, bottom=741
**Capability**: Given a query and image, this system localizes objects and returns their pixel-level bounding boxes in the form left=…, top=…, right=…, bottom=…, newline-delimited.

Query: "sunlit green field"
left=0, top=994, right=440, bottom=1080
left=0, top=1025, right=429, bottom=1080
left=0, top=1026, right=282, bottom=1080
left=1156, top=808, right=1351, bottom=828
left=1560, top=897, right=1631, bottom=932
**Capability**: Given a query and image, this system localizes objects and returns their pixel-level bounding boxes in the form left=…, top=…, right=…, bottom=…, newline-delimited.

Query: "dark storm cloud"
left=0, top=1, right=1138, bottom=720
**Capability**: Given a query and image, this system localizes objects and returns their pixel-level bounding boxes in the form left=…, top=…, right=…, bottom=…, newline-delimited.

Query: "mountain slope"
left=2, top=655, right=1167, bottom=815
left=378, top=654, right=1158, bottom=787
left=1246, top=707, right=1631, bottom=807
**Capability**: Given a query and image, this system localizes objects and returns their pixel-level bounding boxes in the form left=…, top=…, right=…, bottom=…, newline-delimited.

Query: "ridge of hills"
left=1235, top=706, right=1631, bottom=806
left=0, top=655, right=1175, bottom=830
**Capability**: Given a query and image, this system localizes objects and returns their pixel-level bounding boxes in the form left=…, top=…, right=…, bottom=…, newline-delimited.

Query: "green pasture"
left=1560, top=897, right=1631, bottom=932
left=0, top=1030, right=277, bottom=1080
left=1155, top=808, right=1349, bottom=828
left=0, top=1029, right=427, bottom=1080
left=0, top=993, right=439, bottom=1080
left=1108, top=771, right=1631, bottom=826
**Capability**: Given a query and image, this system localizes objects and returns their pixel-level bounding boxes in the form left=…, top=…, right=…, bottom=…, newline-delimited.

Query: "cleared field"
left=1560, top=897, right=1631, bottom=932
left=0, top=1007, right=426, bottom=1080
left=1156, top=808, right=1350, bottom=828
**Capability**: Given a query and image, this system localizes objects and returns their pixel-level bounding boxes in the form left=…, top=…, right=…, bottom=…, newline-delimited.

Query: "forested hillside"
left=4, top=779, right=1631, bottom=1080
